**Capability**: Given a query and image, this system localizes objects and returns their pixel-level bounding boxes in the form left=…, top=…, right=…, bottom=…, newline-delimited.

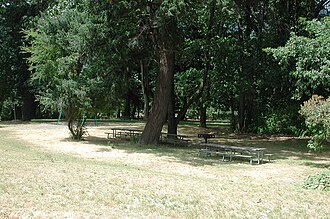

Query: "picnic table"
left=106, top=128, right=143, bottom=140
left=160, top=132, right=190, bottom=145
left=200, top=143, right=267, bottom=164
left=198, top=133, right=216, bottom=143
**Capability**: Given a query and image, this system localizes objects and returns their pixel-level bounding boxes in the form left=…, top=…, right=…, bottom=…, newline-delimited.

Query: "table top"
left=161, top=132, right=189, bottom=138
left=198, top=133, right=216, bottom=137
left=201, top=143, right=266, bottom=151
left=111, top=127, right=143, bottom=132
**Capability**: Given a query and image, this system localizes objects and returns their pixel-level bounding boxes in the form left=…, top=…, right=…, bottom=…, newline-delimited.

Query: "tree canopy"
left=1, top=0, right=329, bottom=145
left=266, top=17, right=330, bottom=99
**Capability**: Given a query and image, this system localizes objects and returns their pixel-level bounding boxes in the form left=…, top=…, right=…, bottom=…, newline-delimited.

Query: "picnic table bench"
left=200, top=143, right=267, bottom=164
left=160, top=132, right=190, bottom=146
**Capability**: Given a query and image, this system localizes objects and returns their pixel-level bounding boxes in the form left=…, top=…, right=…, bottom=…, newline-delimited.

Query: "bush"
left=256, top=108, right=304, bottom=136
left=300, top=95, right=330, bottom=151
left=0, top=99, right=19, bottom=121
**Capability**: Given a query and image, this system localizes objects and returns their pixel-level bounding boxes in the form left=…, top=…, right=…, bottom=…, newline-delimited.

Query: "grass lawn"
left=0, top=122, right=329, bottom=218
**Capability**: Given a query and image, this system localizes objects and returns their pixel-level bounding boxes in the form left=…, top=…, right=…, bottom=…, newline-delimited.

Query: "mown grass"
left=0, top=124, right=329, bottom=218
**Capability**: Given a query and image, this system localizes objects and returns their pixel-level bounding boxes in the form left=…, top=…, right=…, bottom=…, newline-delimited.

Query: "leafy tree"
left=266, top=17, right=330, bottom=99
left=139, top=1, right=184, bottom=144
left=0, top=0, right=51, bottom=120
left=24, top=2, right=106, bottom=139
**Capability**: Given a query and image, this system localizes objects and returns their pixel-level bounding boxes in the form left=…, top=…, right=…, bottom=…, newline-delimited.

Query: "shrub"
left=300, top=95, right=330, bottom=151
left=303, top=172, right=330, bottom=191
left=256, top=108, right=304, bottom=136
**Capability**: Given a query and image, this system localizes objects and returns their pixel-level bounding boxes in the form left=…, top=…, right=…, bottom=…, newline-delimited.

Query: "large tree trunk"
left=198, top=0, right=216, bottom=128
left=139, top=50, right=174, bottom=144
left=21, top=90, right=36, bottom=121
left=199, top=106, right=207, bottom=128
left=139, top=18, right=175, bottom=144
left=167, top=69, right=177, bottom=136
left=123, top=91, right=131, bottom=119
left=245, top=90, right=254, bottom=129
left=20, top=64, right=36, bottom=121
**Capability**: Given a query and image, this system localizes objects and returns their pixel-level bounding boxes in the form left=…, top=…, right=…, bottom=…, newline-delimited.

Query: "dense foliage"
left=267, top=17, right=330, bottom=99
left=1, top=0, right=329, bottom=144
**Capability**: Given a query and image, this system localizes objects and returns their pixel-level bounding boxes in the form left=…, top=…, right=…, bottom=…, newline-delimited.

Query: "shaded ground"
left=0, top=121, right=329, bottom=218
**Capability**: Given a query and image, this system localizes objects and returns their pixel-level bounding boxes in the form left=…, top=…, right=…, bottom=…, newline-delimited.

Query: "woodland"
left=0, top=0, right=329, bottom=149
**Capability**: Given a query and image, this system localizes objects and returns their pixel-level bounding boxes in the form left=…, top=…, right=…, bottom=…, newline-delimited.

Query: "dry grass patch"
left=0, top=122, right=329, bottom=218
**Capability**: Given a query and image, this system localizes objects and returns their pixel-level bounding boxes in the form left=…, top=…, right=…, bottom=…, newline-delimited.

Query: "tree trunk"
left=245, top=90, right=254, bottom=129
left=139, top=19, right=175, bottom=144
left=139, top=50, right=174, bottom=144
left=198, top=0, right=216, bottom=129
left=238, top=91, right=245, bottom=131
left=116, top=109, right=121, bottom=119
left=199, top=106, right=207, bottom=128
left=230, top=97, right=237, bottom=130
left=123, top=91, right=131, bottom=119
left=140, top=60, right=150, bottom=120
left=167, top=69, right=177, bottom=136
left=21, top=90, right=36, bottom=121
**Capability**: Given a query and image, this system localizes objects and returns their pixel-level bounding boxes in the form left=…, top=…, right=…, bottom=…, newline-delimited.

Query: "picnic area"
left=1, top=1, right=330, bottom=218
left=0, top=121, right=329, bottom=218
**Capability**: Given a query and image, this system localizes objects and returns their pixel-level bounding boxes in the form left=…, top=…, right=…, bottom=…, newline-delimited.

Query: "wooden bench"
left=199, top=143, right=269, bottom=164
left=198, top=149, right=229, bottom=160
left=199, top=149, right=254, bottom=163
left=160, top=133, right=190, bottom=146
left=224, top=154, right=253, bottom=164
left=106, top=128, right=143, bottom=141
left=162, top=137, right=189, bottom=146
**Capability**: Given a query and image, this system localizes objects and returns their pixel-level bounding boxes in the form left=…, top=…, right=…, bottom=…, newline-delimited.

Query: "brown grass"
left=0, top=121, right=329, bottom=218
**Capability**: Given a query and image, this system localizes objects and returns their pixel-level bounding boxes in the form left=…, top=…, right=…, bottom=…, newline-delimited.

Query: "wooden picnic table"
left=160, top=132, right=189, bottom=140
left=200, top=143, right=267, bottom=164
left=198, top=133, right=216, bottom=143
left=106, top=128, right=143, bottom=139
left=159, top=132, right=190, bottom=145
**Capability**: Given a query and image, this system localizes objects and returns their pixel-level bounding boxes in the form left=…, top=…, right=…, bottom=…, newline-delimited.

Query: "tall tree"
left=0, top=0, right=50, bottom=120
left=138, top=0, right=188, bottom=144
left=25, top=0, right=123, bottom=139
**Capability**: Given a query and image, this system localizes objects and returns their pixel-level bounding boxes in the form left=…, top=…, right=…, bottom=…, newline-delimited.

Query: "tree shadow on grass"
left=74, top=129, right=330, bottom=168
left=303, top=162, right=330, bottom=169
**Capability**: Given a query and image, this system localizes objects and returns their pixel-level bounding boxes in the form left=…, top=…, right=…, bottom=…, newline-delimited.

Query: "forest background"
left=0, top=0, right=329, bottom=149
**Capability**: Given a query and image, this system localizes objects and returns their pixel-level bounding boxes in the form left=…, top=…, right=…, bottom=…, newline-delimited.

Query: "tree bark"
left=245, top=90, right=254, bottom=129
left=140, top=60, right=150, bottom=120
left=139, top=18, right=176, bottom=144
left=230, top=97, right=236, bottom=130
left=167, top=68, right=177, bottom=136
left=21, top=90, right=36, bottom=121
left=199, top=106, right=207, bottom=128
left=238, top=91, right=245, bottom=131
left=123, top=91, right=131, bottom=119
left=139, top=50, right=174, bottom=144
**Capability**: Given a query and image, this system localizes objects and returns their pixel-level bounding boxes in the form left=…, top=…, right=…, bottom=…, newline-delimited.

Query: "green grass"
left=0, top=124, right=329, bottom=218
